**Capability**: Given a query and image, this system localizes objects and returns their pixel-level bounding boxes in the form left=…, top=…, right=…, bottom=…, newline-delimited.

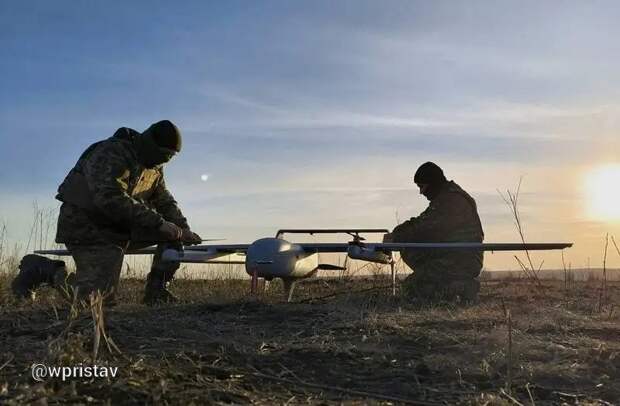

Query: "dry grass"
left=0, top=271, right=618, bottom=405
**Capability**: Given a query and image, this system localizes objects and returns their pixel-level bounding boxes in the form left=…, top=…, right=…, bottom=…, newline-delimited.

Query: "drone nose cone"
left=246, top=237, right=296, bottom=278
left=248, top=237, right=291, bottom=255
left=246, top=238, right=291, bottom=265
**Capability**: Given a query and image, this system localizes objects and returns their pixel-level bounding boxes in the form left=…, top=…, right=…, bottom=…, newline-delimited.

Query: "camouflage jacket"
left=55, top=128, right=188, bottom=244
left=391, top=181, right=484, bottom=279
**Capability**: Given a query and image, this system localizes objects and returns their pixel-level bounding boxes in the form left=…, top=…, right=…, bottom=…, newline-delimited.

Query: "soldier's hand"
left=158, top=221, right=183, bottom=241
left=181, top=229, right=202, bottom=245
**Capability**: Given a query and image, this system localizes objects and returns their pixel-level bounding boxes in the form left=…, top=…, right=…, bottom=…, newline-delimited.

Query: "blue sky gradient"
left=2, top=1, right=620, bottom=269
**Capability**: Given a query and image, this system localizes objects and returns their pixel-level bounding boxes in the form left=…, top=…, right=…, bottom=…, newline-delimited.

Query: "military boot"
left=460, top=278, right=480, bottom=303
left=11, top=254, right=69, bottom=299
left=143, top=272, right=179, bottom=305
left=142, top=243, right=182, bottom=306
left=447, top=278, right=480, bottom=304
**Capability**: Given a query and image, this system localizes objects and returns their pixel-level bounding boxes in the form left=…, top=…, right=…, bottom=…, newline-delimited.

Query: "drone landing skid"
left=283, top=278, right=296, bottom=302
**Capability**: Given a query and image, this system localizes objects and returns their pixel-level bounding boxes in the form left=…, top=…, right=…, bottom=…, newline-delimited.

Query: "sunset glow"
left=585, top=165, right=620, bottom=221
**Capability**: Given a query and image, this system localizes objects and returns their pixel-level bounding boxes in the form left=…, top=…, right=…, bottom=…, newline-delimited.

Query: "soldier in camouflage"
left=384, top=162, right=484, bottom=303
left=22, top=120, right=201, bottom=306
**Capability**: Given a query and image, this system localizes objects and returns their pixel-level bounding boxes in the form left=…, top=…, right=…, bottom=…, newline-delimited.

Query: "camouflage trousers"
left=401, top=259, right=481, bottom=303
left=64, top=242, right=180, bottom=305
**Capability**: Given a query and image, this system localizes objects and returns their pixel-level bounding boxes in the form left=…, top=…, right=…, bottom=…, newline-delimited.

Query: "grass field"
left=0, top=267, right=618, bottom=405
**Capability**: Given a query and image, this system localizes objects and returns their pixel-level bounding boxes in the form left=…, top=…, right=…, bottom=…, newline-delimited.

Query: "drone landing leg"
left=283, top=278, right=295, bottom=302
left=251, top=270, right=258, bottom=295
left=390, top=261, right=396, bottom=296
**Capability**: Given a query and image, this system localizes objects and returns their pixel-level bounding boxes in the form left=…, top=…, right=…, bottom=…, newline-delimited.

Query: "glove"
left=181, top=229, right=202, bottom=245
left=158, top=221, right=183, bottom=241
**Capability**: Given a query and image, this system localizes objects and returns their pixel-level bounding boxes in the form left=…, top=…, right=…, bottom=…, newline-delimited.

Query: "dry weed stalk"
left=498, top=178, right=544, bottom=289
left=0, top=223, right=6, bottom=270
left=611, top=235, right=620, bottom=283
left=91, top=292, right=104, bottom=360
left=506, top=309, right=513, bottom=394
left=89, top=291, right=122, bottom=359
left=561, top=250, right=574, bottom=296
left=0, top=203, right=58, bottom=275
left=500, top=297, right=508, bottom=318
left=24, top=202, right=58, bottom=254
left=525, top=383, right=536, bottom=405
left=47, top=287, right=81, bottom=355
left=0, top=222, right=22, bottom=274
left=611, top=235, right=620, bottom=259
left=47, top=288, right=122, bottom=362
left=561, top=250, right=568, bottom=291
left=602, top=234, right=608, bottom=298
left=597, top=234, right=609, bottom=313
left=499, top=388, right=524, bottom=405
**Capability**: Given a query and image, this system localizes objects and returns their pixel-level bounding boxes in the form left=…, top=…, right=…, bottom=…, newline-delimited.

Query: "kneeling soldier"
left=13, top=120, right=201, bottom=306
left=384, top=162, right=484, bottom=303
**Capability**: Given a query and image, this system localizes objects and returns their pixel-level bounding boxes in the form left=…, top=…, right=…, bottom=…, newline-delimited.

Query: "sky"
left=1, top=1, right=620, bottom=271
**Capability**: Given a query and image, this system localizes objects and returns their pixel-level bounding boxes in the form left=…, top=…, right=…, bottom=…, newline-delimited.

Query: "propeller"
left=346, top=231, right=366, bottom=244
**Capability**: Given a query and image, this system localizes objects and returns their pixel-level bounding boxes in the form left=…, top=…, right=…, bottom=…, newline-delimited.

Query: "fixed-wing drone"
left=36, top=228, right=572, bottom=301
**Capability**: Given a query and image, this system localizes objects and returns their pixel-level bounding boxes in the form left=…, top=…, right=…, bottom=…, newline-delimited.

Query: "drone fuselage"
left=245, top=237, right=319, bottom=280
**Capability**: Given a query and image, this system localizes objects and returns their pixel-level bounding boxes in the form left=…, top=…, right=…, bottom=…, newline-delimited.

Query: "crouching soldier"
left=384, top=162, right=484, bottom=303
left=13, top=120, right=202, bottom=306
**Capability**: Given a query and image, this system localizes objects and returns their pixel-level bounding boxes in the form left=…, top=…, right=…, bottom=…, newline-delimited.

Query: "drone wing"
left=165, top=244, right=249, bottom=264
left=297, top=241, right=572, bottom=264
left=35, top=243, right=250, bottom=265
left=34, top=249, right=73, bottom=256
left=299, top=242, right=572, bottom=252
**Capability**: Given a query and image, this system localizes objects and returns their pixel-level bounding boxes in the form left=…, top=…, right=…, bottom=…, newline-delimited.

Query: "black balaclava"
left=136, top=120, right=182, bottom=168
left=413, top=161, right=447, bottom=200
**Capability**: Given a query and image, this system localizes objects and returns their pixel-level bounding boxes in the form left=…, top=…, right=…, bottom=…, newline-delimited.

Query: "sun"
left=585, top=164, right=620, bottom=221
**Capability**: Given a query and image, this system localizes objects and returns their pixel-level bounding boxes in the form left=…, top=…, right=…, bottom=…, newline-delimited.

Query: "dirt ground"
left=0, top=275, right=618, bottom=405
